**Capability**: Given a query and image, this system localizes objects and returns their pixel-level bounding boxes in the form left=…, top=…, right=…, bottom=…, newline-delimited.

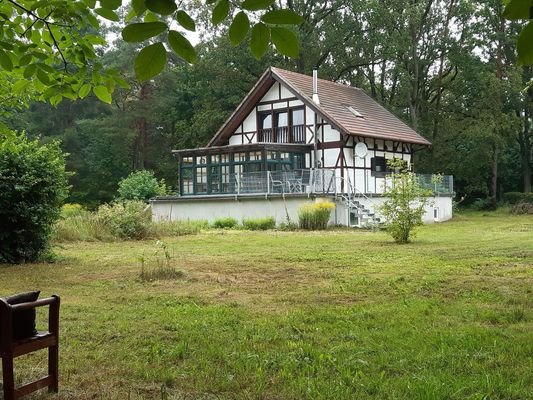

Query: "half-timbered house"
left=151, top=67, right=454, bottom=227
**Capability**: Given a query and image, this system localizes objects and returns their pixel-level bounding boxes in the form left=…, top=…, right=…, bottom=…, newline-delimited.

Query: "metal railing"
left=417, top=174, right=454, bottom=194
left=230, top=168, right=336, bottom=195
left=257, top=125, right=306, bottom=144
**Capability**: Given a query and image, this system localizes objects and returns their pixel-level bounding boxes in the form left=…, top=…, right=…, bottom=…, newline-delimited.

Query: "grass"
left=1, top=212, right=532, bottom=399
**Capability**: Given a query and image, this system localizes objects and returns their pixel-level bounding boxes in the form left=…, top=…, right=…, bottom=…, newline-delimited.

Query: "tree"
left=0, top=133, right=69, bottom=263
left=378, top=159, right=432, bottom=244
left=117, top=170, right=167, bottom=202
left=0, top=0, right=303, bottom=105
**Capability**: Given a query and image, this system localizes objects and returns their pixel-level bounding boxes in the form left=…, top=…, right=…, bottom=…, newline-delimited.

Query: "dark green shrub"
left=503, top=192, right=526, bottom=205
left=525, top=193, right=533, bottom=204
left=471, top=198, right=496, bottom=211
left=0, top=134, right=69, bottom=263
left=117, top=170, right=166, bottom=202
left=242, top=217, right=276, bottom=230
left=212, top=217, right=238, bottom=229
left=298, top=202, right=335, bottom=230
left=96, top=200, right=151, bottom=239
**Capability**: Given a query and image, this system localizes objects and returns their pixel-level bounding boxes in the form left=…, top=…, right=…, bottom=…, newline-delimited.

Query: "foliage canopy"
left=0, top=0, right=303, bottom=106
left=0, top=133, right=69, bottom=263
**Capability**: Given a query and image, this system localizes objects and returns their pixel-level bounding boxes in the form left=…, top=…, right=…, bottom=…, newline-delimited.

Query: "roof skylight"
left=346, top=106, right=364, bottom=118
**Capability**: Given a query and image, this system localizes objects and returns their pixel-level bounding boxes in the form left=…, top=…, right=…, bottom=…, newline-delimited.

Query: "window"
left=371, top=156, right=387, bottom=177
left=181, top=156, right=194, bottom=195
left=258, top=107, right=305, bottom=143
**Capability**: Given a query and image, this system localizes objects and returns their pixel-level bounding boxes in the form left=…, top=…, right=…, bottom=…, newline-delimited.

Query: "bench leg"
left=48, top=345, right=58, bottom=393
left=1, top=355, right=15, bottom=400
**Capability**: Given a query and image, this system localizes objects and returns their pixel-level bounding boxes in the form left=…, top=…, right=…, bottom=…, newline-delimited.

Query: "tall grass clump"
left=149, top=219, right=209, bottom=236
left=298, top=201, right=335, bottom=230
left=54, top=207, right=114, bottom=242
left=139, top=240, right=185, bottom=282
left=242, top=217, right=276, bottom=230
left=97, top=200, right=151, bottom=239
left=212, top=217, right=238, bottom=229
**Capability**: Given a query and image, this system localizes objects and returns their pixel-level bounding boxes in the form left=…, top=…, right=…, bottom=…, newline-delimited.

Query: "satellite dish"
left=355, top=142, right=368, bottom=158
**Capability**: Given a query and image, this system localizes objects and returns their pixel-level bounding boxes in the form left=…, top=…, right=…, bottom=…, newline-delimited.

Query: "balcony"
left=258, top=125, right=306, bottom=144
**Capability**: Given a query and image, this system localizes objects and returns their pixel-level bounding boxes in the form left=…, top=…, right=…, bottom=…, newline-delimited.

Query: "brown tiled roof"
left=271, top=67, right=431, bottom=146
left=207, top=67, right=431, bottom=147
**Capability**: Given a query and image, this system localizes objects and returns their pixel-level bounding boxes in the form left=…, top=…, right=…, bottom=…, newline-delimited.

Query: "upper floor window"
left=258, top=107, right=305, bottom=144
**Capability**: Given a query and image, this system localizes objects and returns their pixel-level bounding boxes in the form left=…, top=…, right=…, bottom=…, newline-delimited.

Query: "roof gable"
left=207, top=67, right=431, bottom=147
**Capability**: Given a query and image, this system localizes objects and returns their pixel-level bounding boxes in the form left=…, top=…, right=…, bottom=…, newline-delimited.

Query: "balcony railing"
left=183, top=170, right=453, bottom=196
left=230, top=169, right=336, bottom=195
left=417, top=174, right=454, bottom=194
left=258, top=125, right=306, bottom=144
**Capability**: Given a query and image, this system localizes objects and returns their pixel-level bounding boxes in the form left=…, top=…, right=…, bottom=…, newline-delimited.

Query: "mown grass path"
left=1, top=213, right=532, bottom=399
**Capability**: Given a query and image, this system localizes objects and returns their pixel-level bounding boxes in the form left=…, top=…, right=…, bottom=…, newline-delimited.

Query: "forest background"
left=2, top=0, right=532, bottom=209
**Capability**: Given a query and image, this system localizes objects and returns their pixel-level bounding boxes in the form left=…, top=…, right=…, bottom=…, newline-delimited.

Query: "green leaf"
left=168, top=30, right=196, bottom=63
left=261, top=9, right=304, bottom=25
left=36, top=69, right=50, bottom=85
left=23, top=63, right=37, bottom=78
left=229, top=11, right=250, bottom=46
left=250, top=22, right=270, bottom=59
left=176, top=10, right=196, bottom=31
left=94, top=7, right=120, bottom=21
left=242, top=0, right=275, bottom=11
left=146, top=0, right=177, bottom=15
left=100, top=0, right=122, bottom=10
left=517, top=20, right=533, bottom=65
left=134, top=42, right=167, bottom=82
left=50, top=94, right=63, bottom=107
left=0, top=49, right=13, bottom=71
left=212, top=0, right=230, bottom=25
left=12, top=80, right=30, bottom=94
left=270, top=27, right=299, bottom=58
left=18, top=54, right=33, bottom=66
left=93, top=85, right=112, bottom=104
left=78, top=83, right=92, bottom=99
left=132, top=0, right=147, bottom=16
left=502, top=0, right=532, bottom=20
left=122, top=22, right=168, bottom=42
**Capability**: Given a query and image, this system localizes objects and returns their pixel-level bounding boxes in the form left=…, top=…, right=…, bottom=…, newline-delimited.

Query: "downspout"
left=312, top=69, right=320, bottom=169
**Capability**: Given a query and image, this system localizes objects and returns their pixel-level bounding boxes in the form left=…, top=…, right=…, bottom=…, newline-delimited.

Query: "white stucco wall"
left=152, top=196, right=337, bottom=226
left=152, top=195, right=453, bottom=227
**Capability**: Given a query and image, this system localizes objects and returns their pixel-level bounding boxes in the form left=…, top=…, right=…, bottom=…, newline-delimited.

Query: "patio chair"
left=0, top=293, right=60, bottom=400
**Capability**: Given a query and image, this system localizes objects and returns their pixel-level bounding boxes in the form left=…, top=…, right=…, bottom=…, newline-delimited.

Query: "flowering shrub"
left=298, top=201, right=335, bottom=230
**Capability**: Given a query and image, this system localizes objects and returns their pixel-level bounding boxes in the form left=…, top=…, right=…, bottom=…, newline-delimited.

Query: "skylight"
left=346, top=106, right=364, bottom=118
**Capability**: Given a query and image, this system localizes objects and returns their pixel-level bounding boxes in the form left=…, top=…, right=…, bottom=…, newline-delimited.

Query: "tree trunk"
left=491, top=145, right=499, bottom=207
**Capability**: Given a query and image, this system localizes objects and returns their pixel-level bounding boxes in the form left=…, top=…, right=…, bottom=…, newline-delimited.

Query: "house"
left=151, top=67, right=454, bottom=227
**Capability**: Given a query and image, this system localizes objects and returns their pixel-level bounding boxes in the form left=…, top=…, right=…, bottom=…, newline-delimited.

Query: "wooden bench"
left=0, top=295, right=60, bottom=400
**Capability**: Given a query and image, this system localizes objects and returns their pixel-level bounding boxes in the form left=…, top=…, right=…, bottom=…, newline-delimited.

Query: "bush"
left=510, top=202, right=533, bottom=214
left=503, top=192, right=524, bottom=205
left=117, top=170, right=166, bottom=202
left=61, top=203, right=84, bottom=217
left=212, top=217, right=238, bottom=229
left=378, top=159, right=431, bottom=243
left=470, top=197, right=497, bottom=211
left=298, top=201, right=335, bottom=230
left=503, top=192, right=533, bottom=205
left=97, top=201, right=151, bottom=239
left=0, top=134, right=69, bottom=263
left=242, top=217, right=276, bottom=230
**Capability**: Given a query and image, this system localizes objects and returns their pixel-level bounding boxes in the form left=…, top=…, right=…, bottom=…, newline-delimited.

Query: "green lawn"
left=1, top=213, right=532, bottom=399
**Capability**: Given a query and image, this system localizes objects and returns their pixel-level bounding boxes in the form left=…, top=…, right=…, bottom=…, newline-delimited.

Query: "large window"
left=180, top=149, right=307, bottom=195
left=258, top=107, right=305, bottom=143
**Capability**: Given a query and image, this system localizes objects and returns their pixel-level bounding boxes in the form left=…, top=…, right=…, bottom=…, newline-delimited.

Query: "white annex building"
left=151, top=67, right=454, bottom=227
